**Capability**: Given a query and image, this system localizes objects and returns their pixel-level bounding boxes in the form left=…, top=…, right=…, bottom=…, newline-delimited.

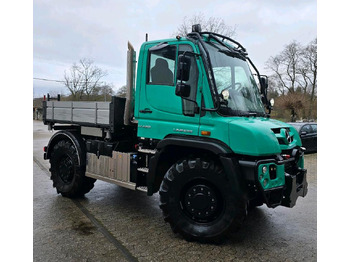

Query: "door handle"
left=139, top=108, right=152, bottom=113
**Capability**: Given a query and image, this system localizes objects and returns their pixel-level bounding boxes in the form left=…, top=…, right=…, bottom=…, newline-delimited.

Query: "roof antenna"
left=145, top=33, right=148, bottom=42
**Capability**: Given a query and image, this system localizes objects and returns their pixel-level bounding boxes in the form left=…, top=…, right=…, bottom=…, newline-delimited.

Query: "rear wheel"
left=50, top=140, right=95, bottom=198
left=159, top=158, right=247, bottom=243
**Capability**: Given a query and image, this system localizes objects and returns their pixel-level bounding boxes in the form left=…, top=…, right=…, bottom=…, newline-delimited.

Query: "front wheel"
left=159, top=158, right=247, bottom=242
left=50, top=139, right=95, bottom=198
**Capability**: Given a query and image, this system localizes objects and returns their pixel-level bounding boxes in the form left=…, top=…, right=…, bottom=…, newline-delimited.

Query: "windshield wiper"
left=220, top=108, right=262, bottom=117
left=237, top=110, right=268, bottom=118
left=218, top=49, right=246, bottom=60
left=238, top=112, right=258, bottom=117
left=247, top=112, right=257, bottom=117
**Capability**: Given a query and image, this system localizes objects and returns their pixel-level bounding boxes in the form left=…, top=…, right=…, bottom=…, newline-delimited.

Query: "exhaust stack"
left=124, top=41, right=136, bottom=125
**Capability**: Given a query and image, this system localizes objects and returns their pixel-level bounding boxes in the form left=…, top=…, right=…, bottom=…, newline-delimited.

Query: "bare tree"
left=64, top=63, right=84, bottom=100
left=265, top=41, right=304, bottom=94
left=277, top=92, right=307, bottom=122
left=99, top=84, right=114, bottom=97
left=63, top=58, right=108, bottom=100
left=266, top=38, right=317, bottom=120
left=116, top=85, right=127, bottom=98
left=300, top=38, right=317, bottom=119
left=77, top=58, right=108, bottom=99
left=174, top=13, right=237, bottom=37
left=92, top=83, right=115, bottom=101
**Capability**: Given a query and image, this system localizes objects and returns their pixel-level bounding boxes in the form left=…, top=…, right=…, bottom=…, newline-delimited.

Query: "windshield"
left=205, top=42, right=266, bottom=117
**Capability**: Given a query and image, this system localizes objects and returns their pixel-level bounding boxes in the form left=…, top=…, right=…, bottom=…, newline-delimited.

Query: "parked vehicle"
left=42, top=24, right=308, bottom=242
left=288, top=122, right=317, bottom=153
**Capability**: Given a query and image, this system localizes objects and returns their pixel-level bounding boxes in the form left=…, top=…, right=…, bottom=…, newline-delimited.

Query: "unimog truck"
left=42, top=24, right=308, bottom=242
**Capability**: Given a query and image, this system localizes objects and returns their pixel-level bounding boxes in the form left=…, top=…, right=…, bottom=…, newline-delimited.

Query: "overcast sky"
left=33, top=0, right=317, bottom=97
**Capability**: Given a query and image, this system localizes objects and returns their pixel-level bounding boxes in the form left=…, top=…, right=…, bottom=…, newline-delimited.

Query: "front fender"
left=157, top=135, right=233, bottom=154
left=147, top=135, right=242, bottom=196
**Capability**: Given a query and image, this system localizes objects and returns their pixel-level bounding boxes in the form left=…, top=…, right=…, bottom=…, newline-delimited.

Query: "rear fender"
left=44, top=131, right=86, bottom=167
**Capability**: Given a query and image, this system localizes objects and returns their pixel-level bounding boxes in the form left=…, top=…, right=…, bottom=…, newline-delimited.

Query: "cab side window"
left=147, top=45, right=176, bottom=86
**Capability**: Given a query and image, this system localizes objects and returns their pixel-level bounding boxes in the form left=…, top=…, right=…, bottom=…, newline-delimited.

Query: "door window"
left=147, top=45, right=176, bottom=85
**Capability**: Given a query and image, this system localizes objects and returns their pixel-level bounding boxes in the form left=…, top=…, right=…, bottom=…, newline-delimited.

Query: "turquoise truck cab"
left=134, top=32, right=302, bottom=156
left=134, top=26, right=307, bottom=208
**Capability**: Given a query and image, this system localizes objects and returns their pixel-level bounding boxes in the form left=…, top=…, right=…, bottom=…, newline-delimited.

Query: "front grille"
left=271, top=128, right=281, bottom=134
left=272, top=127, right=294, bottom=145
left=277, top=138, right=287, bottom=145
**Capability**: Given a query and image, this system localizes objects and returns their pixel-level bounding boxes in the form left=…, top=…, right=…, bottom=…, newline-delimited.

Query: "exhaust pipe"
left=124, top=41, right=136, bottom=125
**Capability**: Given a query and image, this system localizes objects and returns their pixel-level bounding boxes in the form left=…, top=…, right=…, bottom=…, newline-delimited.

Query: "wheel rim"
left=182, top=181, right=223, bottom=223
left=58, top=155, right=74, bottom=184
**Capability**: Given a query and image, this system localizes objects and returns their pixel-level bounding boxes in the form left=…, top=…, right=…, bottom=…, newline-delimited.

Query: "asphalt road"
left=33, top=120, right=317, bottom=262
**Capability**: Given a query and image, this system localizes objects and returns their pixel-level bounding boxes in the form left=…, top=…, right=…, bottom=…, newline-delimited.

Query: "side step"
left=137, top=167, right=149, bottom=173
left=138, top=148, right=156, bottom=154
left=86, top=172, right=136, bottom=190
left=136, top=186, right=147, bottom=192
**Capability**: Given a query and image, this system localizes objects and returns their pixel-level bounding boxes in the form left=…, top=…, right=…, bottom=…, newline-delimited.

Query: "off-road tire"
left=159, top=158, right=247, bottom=243
left=50, top=140, right=95, bottom=198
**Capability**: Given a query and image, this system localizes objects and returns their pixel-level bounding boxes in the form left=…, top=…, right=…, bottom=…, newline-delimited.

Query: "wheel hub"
left=184, top=184, right=218, bottom=221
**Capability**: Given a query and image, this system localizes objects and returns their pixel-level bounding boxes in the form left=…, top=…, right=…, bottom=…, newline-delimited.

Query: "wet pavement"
left=33, top=120, right=317, bottom=261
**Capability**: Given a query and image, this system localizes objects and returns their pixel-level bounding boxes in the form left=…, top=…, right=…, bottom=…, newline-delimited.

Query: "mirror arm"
left=200, top=100, right=221, bottom=112
left=267, top=105, right=272, bottom=115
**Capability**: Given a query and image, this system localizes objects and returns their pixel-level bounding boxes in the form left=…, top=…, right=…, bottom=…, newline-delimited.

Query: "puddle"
left=72, top=221, right=95, bottom=235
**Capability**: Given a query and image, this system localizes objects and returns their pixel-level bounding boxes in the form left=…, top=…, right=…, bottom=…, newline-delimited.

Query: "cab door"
left=136, top=42, right=202, bottom=139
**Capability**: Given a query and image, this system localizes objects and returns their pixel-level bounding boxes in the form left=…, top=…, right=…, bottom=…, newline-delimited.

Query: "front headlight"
left=262, top=166, right=267, bottom=174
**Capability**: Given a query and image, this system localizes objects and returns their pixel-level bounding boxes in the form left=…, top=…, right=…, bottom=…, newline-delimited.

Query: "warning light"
left=201, top=131, right=211, bottom=136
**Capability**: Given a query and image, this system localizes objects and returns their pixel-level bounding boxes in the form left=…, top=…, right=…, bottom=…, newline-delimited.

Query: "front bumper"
left=239, top=149, right=308, bottom=208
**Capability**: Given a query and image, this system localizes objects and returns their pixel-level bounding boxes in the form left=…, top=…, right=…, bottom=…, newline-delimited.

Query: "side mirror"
left=260, top=76, right=268, bottom=96
left=175, top=83, right=191, bottom=98
left=176, top=54, right=191, bottom=82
